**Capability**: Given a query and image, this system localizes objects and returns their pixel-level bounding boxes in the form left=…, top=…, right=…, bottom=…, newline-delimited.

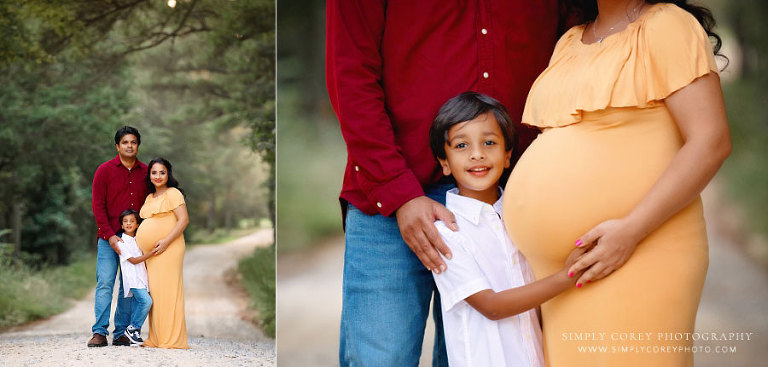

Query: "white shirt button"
left=481, top=28, right=488, bottom=35
left=376, top=202, right=382, bottom=208
left=483, top=72, right=489, bottom=79
left=354, top=165, right=359, bottom=172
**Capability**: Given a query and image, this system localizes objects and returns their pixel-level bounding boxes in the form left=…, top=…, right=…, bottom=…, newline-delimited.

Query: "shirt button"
left=481, top=28, right=488, bottom=35
left=354, top=165, right=359, bottom=172
left=376, top=202, right=382, bottom=208
left=129, top=181, right=132, bottom=184
left=483, top=72, right=489, bottom=79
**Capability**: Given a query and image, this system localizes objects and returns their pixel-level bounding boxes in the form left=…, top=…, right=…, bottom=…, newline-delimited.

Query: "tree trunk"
left=12, top=201, right=22, bottom=256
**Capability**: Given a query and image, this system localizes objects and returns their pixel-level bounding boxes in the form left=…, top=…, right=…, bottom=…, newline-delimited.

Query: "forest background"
left=0, top=0, right=276, bottom=336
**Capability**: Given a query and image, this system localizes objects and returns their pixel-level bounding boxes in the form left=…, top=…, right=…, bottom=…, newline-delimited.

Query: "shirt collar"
left=111, top=154, right=123, bottom=166
left=445, top=187, right=504, bottom=225
left=111, top=155, right=145, bottom=170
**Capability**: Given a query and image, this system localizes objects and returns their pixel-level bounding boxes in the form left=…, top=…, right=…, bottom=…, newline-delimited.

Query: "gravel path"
left=0, top=229, right=276, bottom=366
left=276, top=183, right=768, bottom=366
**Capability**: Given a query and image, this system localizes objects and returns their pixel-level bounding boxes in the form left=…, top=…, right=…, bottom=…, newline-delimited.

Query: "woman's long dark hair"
left=560, top=0, right=726, bottom=63
left=146, top=157, right=184, bottom=196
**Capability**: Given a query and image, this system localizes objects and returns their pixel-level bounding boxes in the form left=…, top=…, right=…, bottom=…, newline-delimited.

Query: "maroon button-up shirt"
left=91, top=155, right=149, bottom=240
left=326, top=0, right=560, bottom=216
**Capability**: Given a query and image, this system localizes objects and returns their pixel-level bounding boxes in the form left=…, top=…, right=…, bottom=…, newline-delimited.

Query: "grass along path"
left=0, top=229, right=275, bottom=366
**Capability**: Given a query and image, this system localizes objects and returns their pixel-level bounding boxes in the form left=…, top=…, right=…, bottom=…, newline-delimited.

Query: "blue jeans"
left=128, top=288, right=152, bottom=331
left=339, top=183, right=454, bottom=367
left=92, top=238, right=131, bottom=338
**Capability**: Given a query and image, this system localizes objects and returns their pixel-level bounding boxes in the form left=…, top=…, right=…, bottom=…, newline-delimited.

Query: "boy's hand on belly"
left=567, top=218, right=643, bottom=287
left=396, top=196, right=457, bottom=274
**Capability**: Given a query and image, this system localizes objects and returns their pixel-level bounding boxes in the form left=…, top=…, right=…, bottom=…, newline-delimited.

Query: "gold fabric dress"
left=502, top=4, right=717, bottom=366
left=136, top=187, right=188, bottom=349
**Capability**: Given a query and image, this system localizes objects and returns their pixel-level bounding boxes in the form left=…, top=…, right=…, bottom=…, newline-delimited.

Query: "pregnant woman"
left=136, top=157, right=189, bottom=349
left=503, top=1, right=729, bottom=366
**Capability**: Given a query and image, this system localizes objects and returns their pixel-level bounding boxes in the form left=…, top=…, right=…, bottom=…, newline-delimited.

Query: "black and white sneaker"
left=124, top=325, right=144, bottom=346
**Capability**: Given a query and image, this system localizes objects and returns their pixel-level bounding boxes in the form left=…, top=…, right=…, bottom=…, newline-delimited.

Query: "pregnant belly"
left=136, top=213, right=177, bottom=254
left=503, top=106, right=685, bottom=275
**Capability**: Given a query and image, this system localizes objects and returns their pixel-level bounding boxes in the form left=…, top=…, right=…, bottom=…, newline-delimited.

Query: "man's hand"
left=395, top=196, right=458, bottom=274
left=108, top=235, right=124, bottom=256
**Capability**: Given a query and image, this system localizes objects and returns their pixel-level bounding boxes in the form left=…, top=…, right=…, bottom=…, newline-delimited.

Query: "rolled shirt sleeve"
left=433, top=222, right=492, bottom=311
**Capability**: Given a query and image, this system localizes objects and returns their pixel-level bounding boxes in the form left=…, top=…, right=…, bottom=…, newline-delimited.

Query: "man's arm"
left=91, top=165, right=122, bottom=253
left=326, top=0, right=456, bottom=272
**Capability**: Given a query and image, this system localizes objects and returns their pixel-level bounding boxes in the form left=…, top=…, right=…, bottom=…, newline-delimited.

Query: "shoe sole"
left=87, top=343, right=108, bottom=347
left=112, top=341, right=131, bottom=346
left=124, top=331, right=143, bottom=345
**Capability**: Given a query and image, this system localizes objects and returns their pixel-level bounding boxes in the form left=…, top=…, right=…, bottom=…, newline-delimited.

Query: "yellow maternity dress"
left=136, top=187, right=189, bottom=349
left=502, top=4, right=717, bottom=366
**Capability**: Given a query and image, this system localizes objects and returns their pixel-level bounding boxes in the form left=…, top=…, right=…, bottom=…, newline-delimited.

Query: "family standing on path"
left=88, top=126, right=189, bottom=349
left=327, top=0, right=731, bottom=366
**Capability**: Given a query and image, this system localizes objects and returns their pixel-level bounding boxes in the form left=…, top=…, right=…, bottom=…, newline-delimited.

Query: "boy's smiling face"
left=438, top=112, right=512, bottom=205
left=121, top=214, right=138, bottom=236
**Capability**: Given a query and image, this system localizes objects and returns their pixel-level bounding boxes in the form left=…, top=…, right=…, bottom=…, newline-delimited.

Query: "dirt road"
left=0, top=229, right=275, bottom=366
left=276, top=184, right=768, bottom=366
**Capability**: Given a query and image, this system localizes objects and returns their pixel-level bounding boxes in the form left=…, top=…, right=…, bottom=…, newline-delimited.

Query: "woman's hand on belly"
left=152, top=238, right=171, bottom=255
left=567, top=217, right=644, bottom=286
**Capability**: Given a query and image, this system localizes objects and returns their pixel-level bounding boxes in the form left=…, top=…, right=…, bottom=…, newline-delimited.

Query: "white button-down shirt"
left=118, top=233, right=150, bottom=298
left=434, top=188, right=544, bottom=367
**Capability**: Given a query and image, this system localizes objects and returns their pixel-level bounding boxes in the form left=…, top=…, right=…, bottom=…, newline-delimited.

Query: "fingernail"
left=440, top=265, right=446, bottom=272
left=576, top=283, right=582, bottom=288
left=587, top=280, right=592, bottom=283
left=446, top=253, right=453, bottom=260
left=575, top=239, right=583, bottom=247
left=451, top=223, right=458, bottom=231
left=568, top=272, right=574, bottom=278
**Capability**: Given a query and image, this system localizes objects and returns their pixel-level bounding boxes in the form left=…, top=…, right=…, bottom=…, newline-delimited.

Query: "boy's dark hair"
left=116, top=209, right=141, bottom=236
left=114, top=126, right=141, bottom=146
left=429, top=91, right=517, bottom=161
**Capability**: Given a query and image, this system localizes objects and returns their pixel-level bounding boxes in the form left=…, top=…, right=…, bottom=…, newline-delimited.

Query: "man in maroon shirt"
left=326, top=1, right=562, bottom=365
left=87, top=126, right=148, bottom=347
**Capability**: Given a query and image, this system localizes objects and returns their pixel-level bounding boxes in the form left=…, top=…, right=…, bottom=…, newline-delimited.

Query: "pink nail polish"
left=576, top=283, right=582, bottom=288
left=575, top=239, right=583, bottom=247
left=568, top=272, right=574, bottom=278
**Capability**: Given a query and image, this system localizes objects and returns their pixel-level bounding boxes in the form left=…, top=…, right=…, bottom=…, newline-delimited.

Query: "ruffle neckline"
left=521, top=3, right=718, bottom=128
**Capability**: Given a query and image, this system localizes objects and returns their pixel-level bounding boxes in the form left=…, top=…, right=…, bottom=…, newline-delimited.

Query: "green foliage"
left=238, top=244, right=275, bottom=338
left=276, top=0, right=344, bottom=252
left=0, top=56, right=131, bottom=264
left=721, top=79, right=768, bottom=242
left=276, top=90, right=345, bottom=253
left=0, top=253, right=95, bottom=329
left=0, top=0, right=275, bottom=265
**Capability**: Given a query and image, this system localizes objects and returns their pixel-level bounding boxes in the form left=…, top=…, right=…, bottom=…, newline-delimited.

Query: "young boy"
left=429, top=92, right=585, bottom=367
left=116, top=209, right=153, bottom=346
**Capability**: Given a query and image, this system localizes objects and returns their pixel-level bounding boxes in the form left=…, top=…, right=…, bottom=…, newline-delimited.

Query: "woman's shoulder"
left=641, top=2, right=706, bottom=36
left=551, top=25, right=584, bottom=55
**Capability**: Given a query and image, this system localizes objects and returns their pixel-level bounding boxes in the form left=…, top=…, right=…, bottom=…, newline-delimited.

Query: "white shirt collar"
left=445, top=187, right=504, bottom=225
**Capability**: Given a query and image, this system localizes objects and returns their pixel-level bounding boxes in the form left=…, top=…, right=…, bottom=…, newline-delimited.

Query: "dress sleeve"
left=638, top=5, right=718, bottom=103
left=432, top=222, right=492, bottom=312
left=166, top=188, right=185, bottom=210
